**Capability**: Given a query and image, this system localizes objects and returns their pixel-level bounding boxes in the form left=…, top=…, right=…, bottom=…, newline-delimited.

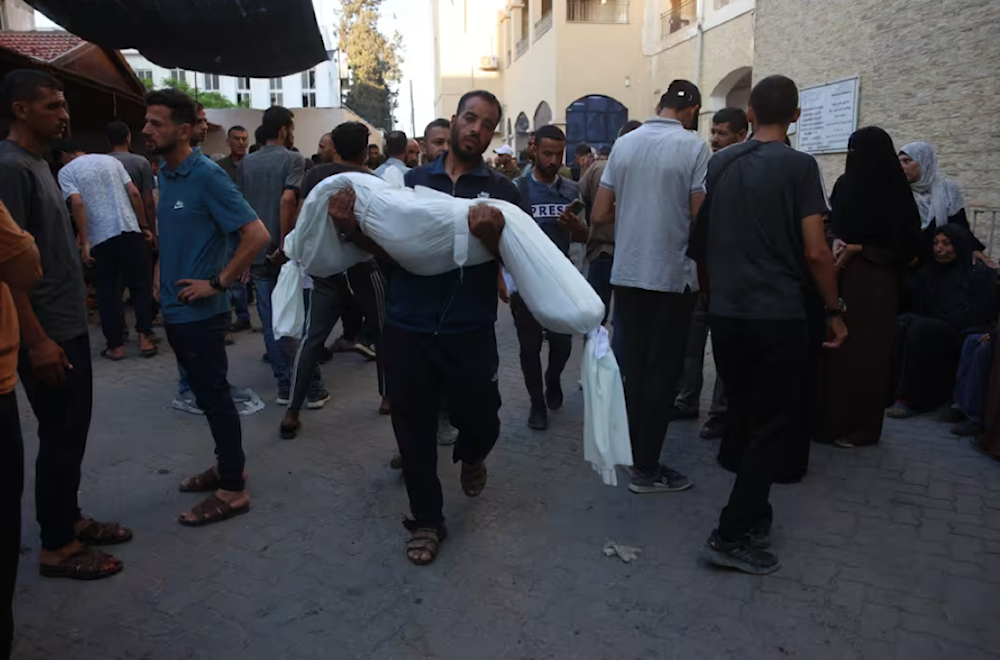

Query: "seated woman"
left=949, top=330, right=995, bottom=436
left=888, top=224, right=999, bottom=418
left=899, top=142, right=994, bottom=267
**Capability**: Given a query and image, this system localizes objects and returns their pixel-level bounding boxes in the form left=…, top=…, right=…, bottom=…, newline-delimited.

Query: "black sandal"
left=403, top=520, right=447, bottom=566
left=39, top=545, right=123, bottom=580
left=75, top=518, right=133, bottom=546
left=461, top=461, right=488, bottom=498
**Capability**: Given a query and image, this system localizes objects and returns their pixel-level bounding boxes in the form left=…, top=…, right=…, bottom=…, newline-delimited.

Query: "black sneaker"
left=748, top=523, right=772, bottom=550
left=545, top=374, right=563, bottom=410
left=951, top=419, right=983, bottom=437
left=704, top=529, right=780, bottom=575
left=700, top=416, right=726, bottom=440
left=671, top=405, right=699, bottom=421
left=937, top=405, right=966, bottom=424
left=628, top=465, right=693, bottom=494
left=528, top=403, right=548, bottom=430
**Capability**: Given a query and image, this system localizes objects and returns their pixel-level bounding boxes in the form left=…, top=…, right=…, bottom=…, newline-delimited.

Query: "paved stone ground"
left=10, top=308, right=1000, bottom=660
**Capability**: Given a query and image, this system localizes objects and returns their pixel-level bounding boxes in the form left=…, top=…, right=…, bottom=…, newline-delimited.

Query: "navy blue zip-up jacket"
left=393, top=153, right=526, bottom=334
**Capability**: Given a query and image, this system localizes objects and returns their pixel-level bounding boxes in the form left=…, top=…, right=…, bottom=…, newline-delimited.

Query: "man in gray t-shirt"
left=106, top=121, right=157, bottom=238
left=591, top=80, right=709, bottom=496
left=0, top=69, right=129, bottom=580
left=236, top=106, right=313, bottom=402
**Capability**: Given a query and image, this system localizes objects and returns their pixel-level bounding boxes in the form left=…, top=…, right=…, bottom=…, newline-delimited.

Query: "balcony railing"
left=660, top=0, right=696, bottom=37
left=515, top=36, right=530, bottom=59
left=567, top=0, right=630, bottom=23
left=534, top=12, right=553, bottom=41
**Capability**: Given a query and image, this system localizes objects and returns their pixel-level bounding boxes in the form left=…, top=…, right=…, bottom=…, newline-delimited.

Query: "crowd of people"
left=1, top=61, right=997, bottom=656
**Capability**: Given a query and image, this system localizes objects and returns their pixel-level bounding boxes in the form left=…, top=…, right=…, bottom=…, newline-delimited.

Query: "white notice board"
left=797, top=77, right=859, bottom=155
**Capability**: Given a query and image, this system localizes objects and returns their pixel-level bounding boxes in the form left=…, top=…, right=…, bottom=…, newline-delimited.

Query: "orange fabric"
left=0, top=202, right=36, bottom=394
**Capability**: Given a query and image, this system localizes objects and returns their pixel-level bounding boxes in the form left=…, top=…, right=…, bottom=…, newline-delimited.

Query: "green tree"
left=340, top=0, right=403, bottom=130
left=160, top=77, right=237, bottom=109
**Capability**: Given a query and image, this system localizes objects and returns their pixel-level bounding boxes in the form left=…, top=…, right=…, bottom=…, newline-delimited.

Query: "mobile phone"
left=567, top=199, right=585, bottom=216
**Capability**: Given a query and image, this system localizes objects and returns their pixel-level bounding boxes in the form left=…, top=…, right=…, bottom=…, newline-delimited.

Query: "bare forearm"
left=221, top=220, right=269, bottom=286
left=689, top=192, right=705, bottom=227
left=803, top=214, right=839, bottom=308
left=70, top=200, right=89, bottom=246
left=12, top=288, right=47, bottom=348
left=279, top=197, right=297, bottom=246
left=143, top=192, right=157, bottom=235
left=807, top=249, right=839, bottom=308
left=129, top=191, right=147, bottom=229
left=591, top=187, right=615, bottom=226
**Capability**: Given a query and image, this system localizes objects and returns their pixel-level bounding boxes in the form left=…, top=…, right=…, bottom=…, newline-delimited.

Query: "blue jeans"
left=178, top=361, right=190, bottom=395
left=230, top=281, right=250, bottom=323
left=954, top=333, right=994, bottom=425
left=252, top=269, right=297, bottom=393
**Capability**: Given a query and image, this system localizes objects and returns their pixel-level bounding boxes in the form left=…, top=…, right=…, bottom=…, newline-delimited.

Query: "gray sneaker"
left=172, top=390, right=204, bottom=415
left=628, top=466, right=692, bottom=494
left=704, top=529, right=780, bottom=575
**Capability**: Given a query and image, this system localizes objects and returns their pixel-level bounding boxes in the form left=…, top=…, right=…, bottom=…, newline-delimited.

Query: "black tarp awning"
left=26, top=0, right=328, bottom=77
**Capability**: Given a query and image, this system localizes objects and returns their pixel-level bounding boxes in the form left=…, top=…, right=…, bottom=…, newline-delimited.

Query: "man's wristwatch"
left=826, top=298, right=847, bottom=317
left=338, top=224, right=358, bottom=243
left=209, top=275, right=226, bottom=292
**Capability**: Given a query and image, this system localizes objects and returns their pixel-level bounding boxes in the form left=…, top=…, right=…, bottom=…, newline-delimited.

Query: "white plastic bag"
left=271, top=260, right=306, bottom=339
left=582, top=326, right=633, bottom=486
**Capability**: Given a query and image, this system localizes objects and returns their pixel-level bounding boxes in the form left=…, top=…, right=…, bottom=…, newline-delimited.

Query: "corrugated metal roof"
left=25, top=0, right=327, bottom=77
left=0, top=31, right=83, bottom=62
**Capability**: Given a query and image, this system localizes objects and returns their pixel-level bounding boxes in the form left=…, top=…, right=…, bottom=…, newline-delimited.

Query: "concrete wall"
left=754, top=0, right=1000, bottom=216
left=202, top=107, right=381, bottom=160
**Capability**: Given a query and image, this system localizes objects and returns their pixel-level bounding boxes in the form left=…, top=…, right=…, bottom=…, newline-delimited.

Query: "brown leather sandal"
left=178, top=495, right=250, bottom=527
left=76, top=518, right=133, bottom=546
left=404, top=523, right=447, bottom=566
left=460, top=461, right=488, bottom=498
left=39, top=546, right=123, bottom=580
left=179, top=467, right=221, bottom=493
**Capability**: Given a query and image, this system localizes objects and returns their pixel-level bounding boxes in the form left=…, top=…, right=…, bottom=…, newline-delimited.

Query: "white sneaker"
left=437, top=418, right=458, bottom=445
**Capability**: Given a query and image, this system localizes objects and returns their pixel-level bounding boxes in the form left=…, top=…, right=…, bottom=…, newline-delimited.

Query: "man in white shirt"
left=591, top=80, right=710, bottom=495
left=53, top=139, right=156, bottom=360
left=374, top=130, right=410, bottom=187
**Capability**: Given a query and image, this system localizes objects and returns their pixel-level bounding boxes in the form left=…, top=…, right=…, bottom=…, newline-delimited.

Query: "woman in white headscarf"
left=899, top=141, right=994, bottom=266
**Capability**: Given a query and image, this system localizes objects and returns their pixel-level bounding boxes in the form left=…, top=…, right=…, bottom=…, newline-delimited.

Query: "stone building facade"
left=755, top=0, right=1000, bottom=249
left=641, top=0, right=755, bottom=140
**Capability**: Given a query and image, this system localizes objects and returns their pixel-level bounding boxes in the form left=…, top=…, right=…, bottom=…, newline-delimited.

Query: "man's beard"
left=147, top=140, right=176, bottom=156
left=450, top=127, right=482, bottom=162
